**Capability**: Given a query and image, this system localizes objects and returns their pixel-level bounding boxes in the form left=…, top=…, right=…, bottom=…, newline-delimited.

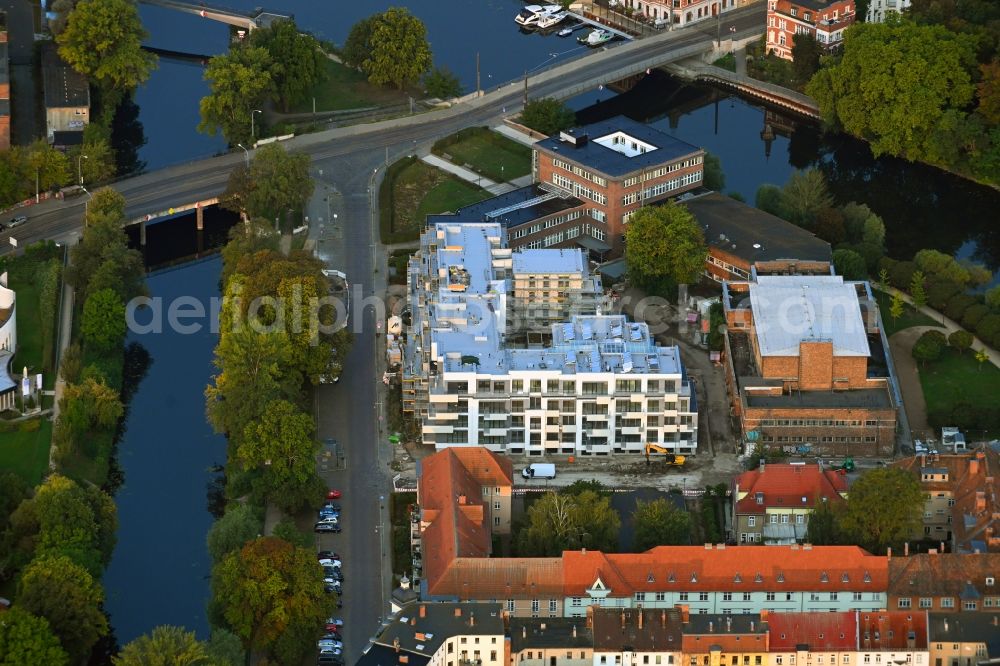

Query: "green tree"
left=272, top=517, right=314, bottom=550
left=237, top=400, right=318, bottom=499
left=862, top=215, right=886, bottom=249
left=0, top=607, right=69, bottom=666
left=975, top=347, right=990, bottom=371
left=910, top=270, right=927, bottom=308
left=81, top=288, right=127, bottom=354
left=223, top=144, right=314, bottom=222
left=631, top=498, right=691, bottom=551
left=211, top=537, right=326, bottom=661
left=342, top=15, right=377, bottom=69
left=813, top=207, right=845, bottom=245
left=423, top=66, right=463, bottom=99
left=625, top=202, right=707, bottom=291
left=781, top=169, right=833, bottom=226
left=702, top=152, right=725, bottom=191
left=220, top=218, right=280, bottom=286
left=560, top=479, right=607, bottom=497
left=805, top=499, right=842, bottom=545
left=914, top=249, right=974, bottom=285
left=985, top=285, right=1000, bottom=309
left=0, top=471, right=31, bottom=533
left=911, top=329, right=946, bottom=366
left=207, top=504, right=263, bottom=562
left=516, top=491, right=621, bottom=555
left=978, top=60, right=1000, bottom=125
left=520, top=98, right=576, bottom=136
left=251, top=20, right=327, bottom=112
left=67, top=194, right=145, bottom=301
left=56, top=0, right=157, bottom=92
left=54, top=377, right=124, bottom=463
left=17, top=555, right=109, bottom=662
left=791, top=32, right=821, bottom=84
left=755, top=183, right=785, bottom=217
left=838, top=468, right=924, bottom=554
left=87, top=187, right=127, bottom=223
left=806, top=20, right=977, bottom=160
left=948, top=329, right=973, bottom=354
left=68, top=137, right=117, bottom=186
left=48, top=0, right=79, bottom=35
left=114, top=625, right=211, bottom=666
left=199, top=46, right=275, bottom=146
left=841, top=202, right=874, bottom=243
left=206, top=630, right=245, bottom=666
left=832, top=248, right=867, bottom=280
left=23, top=140, right=71, bottom=192
left=889, top=291, right=904, bottom=323
left=363, top=7, right=432, bottom=89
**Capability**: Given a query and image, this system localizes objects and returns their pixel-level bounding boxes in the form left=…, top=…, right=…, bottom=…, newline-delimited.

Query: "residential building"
left=358, top=602, right=506, bottom=666
left=731, top=463, right=849, bottom=544
left=683, top=193, right=832, bottom=283
left=682, top=613, right=770, bottom=666
left=403, top=220, right=698, bottom=456
left=887, top=553, right=1000, bottom=613
left=591, top=606, right=684, bottom=666
left=509, top=249, right=602, bottom=344
left=532, top=116, right=705, bottom=255
left=41, top=42, right=89, bottom=145
left=767, top=611, right=930, bottom=666
left=722, top=275, right=897, bottom=456
left=510, top=617, right=593, bottom=666
left=416, top=451, right=890, bottom=617
left=615, top=0, right=738, bottom=27
left=765, top=0, right=856, bottom=61
left=927, top=612, right=1000, bottom=666
left=891, top=449, right=1000, bottom=553
left=865, top=0, right=910, bottom=23
left=0, top=272, right=17, bottom=411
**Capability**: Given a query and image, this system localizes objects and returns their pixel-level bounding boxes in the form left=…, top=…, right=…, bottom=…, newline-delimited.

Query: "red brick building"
left=722, top=275, right=897, bottom=456
left=766, top=0, right=856, bottom=61
left=532, top=116, right=704, bottom=255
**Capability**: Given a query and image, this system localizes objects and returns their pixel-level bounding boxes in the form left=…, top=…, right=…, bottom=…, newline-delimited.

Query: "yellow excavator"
left=644, top=443, right=686, bottom=467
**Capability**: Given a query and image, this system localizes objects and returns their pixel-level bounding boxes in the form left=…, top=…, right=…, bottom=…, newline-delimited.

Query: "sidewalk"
left=48, top=252, right=76, bottom=471
left=877, top=283, right=1000, bottom=369
left=420, top=154, right=530, bottom=196
left=492, top=123, right=541, bottom=147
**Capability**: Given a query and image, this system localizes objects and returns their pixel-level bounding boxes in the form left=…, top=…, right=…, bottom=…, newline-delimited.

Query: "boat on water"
left=558, top=26, right=574, bottom=37
left=514, top=4, right=563, bottom=27
left=578, top=28, right=614, bottom=46
left=536, top=10, right=569, bottom=29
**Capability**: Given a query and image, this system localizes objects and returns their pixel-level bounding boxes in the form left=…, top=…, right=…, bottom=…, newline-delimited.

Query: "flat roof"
left=510, top=618, right=593, bottom=651
left=42, top=43, right=89, bottom=109
left=744, top=386, right=893, bottom=410
left=378, top=602, right=504, bottom=657
left=535, top=115, right=702, bottom=178
left=685, top=192, right=831, bottom=265
left=748, top=275, right=870, bottom=357
left=426, top=184, right=583, bottom=231
left=356, top=643, right=430, bottom=666
left=513, top=248, right=585, bottom=275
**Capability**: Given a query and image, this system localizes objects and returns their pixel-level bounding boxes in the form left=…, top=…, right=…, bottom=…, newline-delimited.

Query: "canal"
left=101, top=210, right=236, bottom=646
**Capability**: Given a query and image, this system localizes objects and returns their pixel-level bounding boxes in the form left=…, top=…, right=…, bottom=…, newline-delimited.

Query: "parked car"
left=316, top=515, right=339, bottom=525
left=325, top=617, right=344, bottom=629
left=325, top=570, right=343, bottom=582
left=7, top=215, right=27, bottom=229
left=317, top=654, right=343, bottom=665
left=319, top=558, right=341, bottom=569
left=319, top=647, right=343, bottom=657
left=320, top=632, right=341, bottom=641
left=318, top=551, right=340, bottom=561
left=318, top=509, right=340, bottom=519
left=327, top=489, right=342, bottom=499
left=318, top=639, right=343, bottom=650
left=323, top=503, right=341, bottom=512
left=315, top=523, right=342, bottom=533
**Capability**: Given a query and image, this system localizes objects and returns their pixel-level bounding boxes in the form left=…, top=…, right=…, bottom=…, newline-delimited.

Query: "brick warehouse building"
left=532, top=116, right=705, bottom=255
left=722, top=275, right=897, bottom=456
left=766, top=0, right=856, bottom=61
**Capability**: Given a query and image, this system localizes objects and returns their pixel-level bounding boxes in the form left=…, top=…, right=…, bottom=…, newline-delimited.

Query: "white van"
left=521, top=463, right=556, bottom=480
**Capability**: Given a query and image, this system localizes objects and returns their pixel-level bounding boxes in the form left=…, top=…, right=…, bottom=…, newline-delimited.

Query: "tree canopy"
left=912, top=329, right=946, bottom=365
left=56, top=0, right=157, bottom=93
left=832, top=248, right=867, bottom=280
left=624, top=202, right=706, bottom=292
left=424, top=66, right=463, bottom=99
left=113, top=625, right=211, bottom=666
left=0, top=607, right=69, bottom=666
left=517, top=490, right=620, bottom=555
left=67, top=192, right=145, bottom=302
left=81, top=288, right=127, bottom=354
left=223, top=144, right=314, bottom=222
left=237, top=399, right=318, bottom=499
left=207, top=504, right=263, bottom=563
left=199, top=46, right=275, bottom=146
left=17, top=555, right=109, bottom=662
left=838, top=468, right=924, bottom=553
left=360, top=8, right=432, bottom=89
left=520, top=98, right=575, bottom=136
left=631, top=498, right=691, bottom=551
left=250, top=20, right=327, bottom=113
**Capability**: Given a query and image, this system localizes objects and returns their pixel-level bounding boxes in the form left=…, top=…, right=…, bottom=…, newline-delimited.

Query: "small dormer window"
left=756, top=492, right=764, bottom=505
left=734, top=573, right=742, bottom=583
left=864, top=572, right=872, bottom=583
left=801, top=496, right=808, bottom=503
left=668, top=573, right=676, bottom=583
left=777, top=573, right=785, bottom=583
left=648, top=572, right=655, bottom=583
left=804, top=12, right=811, bottom=20
left=842, top=573, right=850, bottom=583
left=818, top=634, right=824, bottom=639
left=691, top=573, right=698, bottom=583
left=790, top=7, right=797, bottom=16
left=987, top=577, right=995, bottom=586
left=755, top=573, right=763, bottom=583
left=820, top=572, right=829, bottom=583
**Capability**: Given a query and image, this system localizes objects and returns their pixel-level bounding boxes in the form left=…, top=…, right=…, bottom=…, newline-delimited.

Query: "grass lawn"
left=712, top=53, right=736, bottom=72
left=875, top=289, right=941, bottom=337
left=0, top=419, right=52, bottom=486
left=380, top=157, right=491, bottom=244
left=289, top=58, right=412, bottom=114
left=919, top=347, right=1000, bottom=438
left=431, top=127, right=532, bottom=182
left=389, top=492, right=416, bottom=576
left=8, top=279, right=43, bottom=375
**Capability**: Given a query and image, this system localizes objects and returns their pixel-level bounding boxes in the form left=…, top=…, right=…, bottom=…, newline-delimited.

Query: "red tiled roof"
left=429, top=557, right=564, bottom=598
left=681, top=634, right=769, bottom=654
left=445, top=447, right=514, bottom=488
left=857, top=611, right=928, bottom=650
left=733, top=464, right=848, bottom=515
left=767, top=612, right=857, bottom=650
left=563, top=545, right=886, bottom=595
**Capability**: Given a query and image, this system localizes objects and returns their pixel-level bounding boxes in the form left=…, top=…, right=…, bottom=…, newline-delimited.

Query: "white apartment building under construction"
left=402, top=221, right=698, bottom=456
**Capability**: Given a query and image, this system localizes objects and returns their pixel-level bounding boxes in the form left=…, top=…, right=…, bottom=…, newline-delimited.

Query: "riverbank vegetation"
left=342, top=8, right=433, bottom=90
left=807, top=9, right=1000, bottom=187
left=431, top=127, right=533, bottom=182
left=519, top=97, right=577, bottom=136
left=202, top=146, right=350, bottom=663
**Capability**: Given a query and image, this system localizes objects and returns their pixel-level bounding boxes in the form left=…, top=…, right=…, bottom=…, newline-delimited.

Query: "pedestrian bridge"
left=137, top=0, right=290, bottom=30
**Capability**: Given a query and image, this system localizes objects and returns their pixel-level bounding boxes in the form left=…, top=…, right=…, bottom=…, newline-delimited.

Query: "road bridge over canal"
left=137, top=0, right=290, bottom=31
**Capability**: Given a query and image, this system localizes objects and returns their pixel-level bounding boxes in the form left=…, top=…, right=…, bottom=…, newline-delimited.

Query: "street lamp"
left=237, top=143, right=250, bottom=168
left=77, top=154, right=88, bottom=186
left=81, top=186, right=92, bottom=221
left=251, top=109, right=262, bottom=140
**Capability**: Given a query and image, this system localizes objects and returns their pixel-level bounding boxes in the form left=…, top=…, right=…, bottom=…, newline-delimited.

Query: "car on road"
left=7, top=215, right=27, bottom=228
left=318, top=639, right=344, bottom=650
left=325, top=617, right=344, bottom=630
left=319, top=558, right=341, bottom=569
left=327, top=489, right=342, bottom=499
left=315, top=522, right=342, bottom=533
left=318, top=510, right=340, bottom=520
left=318, top=551, right=340, bottom=561
left=321, top=630, right=342, bottom=641
left=319, top=647, right=343, bottom=658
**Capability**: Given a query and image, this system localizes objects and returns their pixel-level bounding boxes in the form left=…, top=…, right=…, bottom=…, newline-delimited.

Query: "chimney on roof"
left=523, top=626, right=527, bottom=639
left=573, top=624, right=578, bottom=638
left=760, top=610, right=769, bottom=621
left=887, top=547, right=891, bottom=560
left=639, top=611, right=644, bottom=630
left=459, top=494, right=467, bottom=505
left=420, top=605, right=427, bottom=618
left=586, top=606, right=595, bottom=629
left=709, top=621, right=714, bottom=633
left=400, top=656, right=409, bottom=664
left=726, top=617, right=732, bottom=632
left=394, top=639, right=401, bottom=653
left=944, top=618, right=949, bottom=633
left=541, top=623, right=547, bottom=631
left=940, top=542, right=945, bottom=553
left=680, top=605, right=690, bottom=624
left=621, top=609, right=626, bottom=631
left=455, top=608, right=462, bottom=618
left=411, top=617, right=417, bottom=626
left=750, top=620, right=755, bottom=631
left=921, top=454, right=926, bottom=467
left=470, top=613, right=475, bottom=627
left=929, top=549, right=937, bottom=555
left=661, top=610, right=667, bottom=628
left=582, top=547, right=586, bottom=554
left=904, top=542, right=909, bottom=557
left=976, top=491, right=987, bottom=511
